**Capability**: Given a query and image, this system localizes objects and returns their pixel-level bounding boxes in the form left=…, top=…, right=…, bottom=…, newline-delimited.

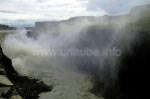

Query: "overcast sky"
left=0, top=0, right=149, bottom=26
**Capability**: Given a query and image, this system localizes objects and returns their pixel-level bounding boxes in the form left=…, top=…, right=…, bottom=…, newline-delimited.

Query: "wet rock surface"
left=117, top=31, right=150, bottom=99
left=10, top=95, right=23, bottom=99
left=4, top=75, right=52, bottom=99
left=0, top=75, right=13, bottom=86
left=0, top=47, right=52, bottom=99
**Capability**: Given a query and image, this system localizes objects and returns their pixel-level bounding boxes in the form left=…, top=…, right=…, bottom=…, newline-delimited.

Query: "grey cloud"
left=0, top=10, right=19, bottom=14
left=1, top=0, right=149, bottom=26
left=86, top=0, right=150, bottom=15
left=37, top=0, right=49, bottom=3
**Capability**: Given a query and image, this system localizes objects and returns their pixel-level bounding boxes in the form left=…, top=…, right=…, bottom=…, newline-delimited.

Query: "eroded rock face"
left=0, top=46, right=51, bottom=99
left=118, top=31, right=150, bottom=99
left=0, top=47, right=13, bottom=98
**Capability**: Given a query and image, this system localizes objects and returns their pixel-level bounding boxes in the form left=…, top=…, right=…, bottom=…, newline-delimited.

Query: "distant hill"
left=35, top=4, right=150, bottom=34
left=0, top=24, right=15, bottom=30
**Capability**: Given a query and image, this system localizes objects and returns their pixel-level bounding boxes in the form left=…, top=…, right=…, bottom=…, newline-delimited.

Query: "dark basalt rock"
left=0, top=47, right=52, bottom=99
left=5, top=76, right=52, bottom=99
left=118, top=31, right=150, bottom=99
left=102, top=31, right=150, bottom=99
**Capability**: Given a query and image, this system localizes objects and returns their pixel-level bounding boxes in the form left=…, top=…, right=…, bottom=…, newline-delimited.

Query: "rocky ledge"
left=0, top=47, right=52, bottom=99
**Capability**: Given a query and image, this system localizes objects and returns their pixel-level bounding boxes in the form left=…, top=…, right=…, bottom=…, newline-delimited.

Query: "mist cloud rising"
left=1, top=18, right=121, bottom=79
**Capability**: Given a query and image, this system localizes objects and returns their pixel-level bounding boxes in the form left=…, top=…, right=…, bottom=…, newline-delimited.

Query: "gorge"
left=0, top=4, right=150, bottom=99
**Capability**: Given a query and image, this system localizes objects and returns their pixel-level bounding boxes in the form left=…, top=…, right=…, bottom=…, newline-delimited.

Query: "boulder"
left=0, top=75, right=13, bottom=86
left=0, top=87, right=11, bottom=95
left=10, top=95, right=23, bottom=99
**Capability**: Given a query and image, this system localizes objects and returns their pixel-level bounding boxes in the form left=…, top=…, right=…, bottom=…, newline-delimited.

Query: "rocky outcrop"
left=116, top=24, right=150, bottom=98
left=0, top=75, right=13, bottom=86
left=10, top=95, right=23, bottom=99
left=0, top=46, right=52, bottom=99
left=0, top=47, right=13, bottom=98
left=0, top=24, right=15, bottom=30
left=81, top=4, right=150, bottom=99
left=103, top=4, right=150, bottom=99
